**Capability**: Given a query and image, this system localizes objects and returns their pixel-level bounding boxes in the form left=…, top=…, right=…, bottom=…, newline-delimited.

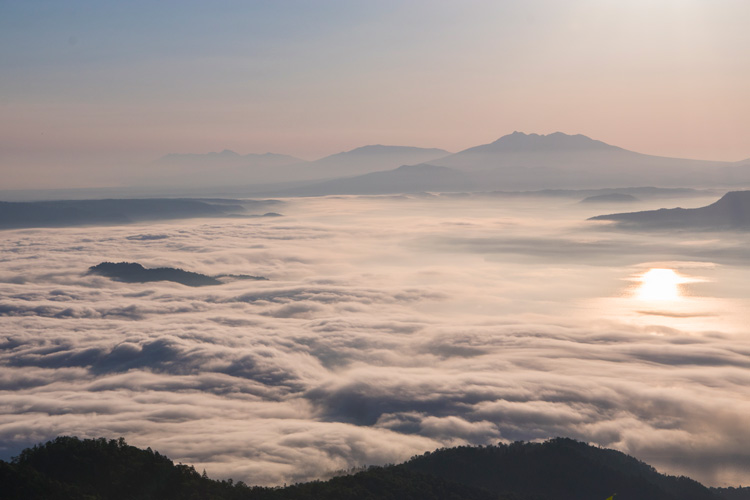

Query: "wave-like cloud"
left=1, top=195, right=749, bottom=486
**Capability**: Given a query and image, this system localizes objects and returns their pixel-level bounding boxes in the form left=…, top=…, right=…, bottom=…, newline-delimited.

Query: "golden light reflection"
left=592, top=266, right=736, bottom=334
left=636, top=268, right=687, bottom=301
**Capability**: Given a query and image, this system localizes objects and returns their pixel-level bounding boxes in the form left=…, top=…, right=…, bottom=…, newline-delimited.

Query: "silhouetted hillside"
left=2, top=436, right=748, bottom=500
left=402, top=438, right=714, bottom=500
left=590, top=191, right=750, bottom=229
left=0, top=437, right=502, bottom=500
left=88, top=262, right=222, bottom=287
left=713, top=487, right=750, bottom=500
left=0, top=437, right=251, bottom=500
left=267, top=466, right=503, bottom=500
left=579, top=193, right=638, bottom=203
left=0, top=198, right=247, bottom=229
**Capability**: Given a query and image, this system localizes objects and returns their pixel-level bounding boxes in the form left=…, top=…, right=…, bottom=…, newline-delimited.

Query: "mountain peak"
left=216, top=149, right=239, bottom=157
left=339, top=144, right=449, bottom=156
left=484, top=131, right=617, bottom=152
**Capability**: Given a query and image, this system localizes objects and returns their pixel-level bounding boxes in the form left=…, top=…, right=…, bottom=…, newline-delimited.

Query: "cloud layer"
left=2, top=194, right=750, bottom=486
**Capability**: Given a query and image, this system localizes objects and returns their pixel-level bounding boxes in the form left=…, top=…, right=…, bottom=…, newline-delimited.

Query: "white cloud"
left=1, top=194, right=750, bottom=486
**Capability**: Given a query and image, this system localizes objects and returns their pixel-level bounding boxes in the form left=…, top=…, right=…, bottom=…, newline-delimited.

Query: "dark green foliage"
left=401, top=438, right=715, bottom=500
left=0, top=436, right=737, bottom=500
left=0, top=438, right=503, bottom=500
left=265, top=466, right=503, bottom=500
left=0, top=436, right=254, bottom=500
left=712, top=487, right=750, bottom=500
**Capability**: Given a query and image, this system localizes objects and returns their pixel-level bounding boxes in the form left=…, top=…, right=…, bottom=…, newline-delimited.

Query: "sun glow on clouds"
left=636, top=268, right=686, bottom=301
left=3, top=195, right=750, bottom=487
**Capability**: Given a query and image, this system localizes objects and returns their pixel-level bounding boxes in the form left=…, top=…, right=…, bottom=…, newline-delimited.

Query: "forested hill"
left=402, top=438, right=713, bottom=500
left=1, top=436, right=749, bottom=500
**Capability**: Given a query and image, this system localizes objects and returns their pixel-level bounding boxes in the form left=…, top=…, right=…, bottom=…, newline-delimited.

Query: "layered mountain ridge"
left=153, top=145, right=452, bottom=187
left=32, top=132, right=749, bottom=198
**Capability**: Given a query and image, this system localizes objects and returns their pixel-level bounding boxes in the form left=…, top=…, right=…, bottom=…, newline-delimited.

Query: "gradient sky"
left=2, top=0, right=749, bottom=188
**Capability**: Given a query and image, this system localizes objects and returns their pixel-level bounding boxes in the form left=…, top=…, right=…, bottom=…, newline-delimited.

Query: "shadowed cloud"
left=2, top=195, right=750, bottom=487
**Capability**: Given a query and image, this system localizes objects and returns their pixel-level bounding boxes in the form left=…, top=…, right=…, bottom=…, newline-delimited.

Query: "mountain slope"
left=275, top=144, right=453, bottom=182
left=402, top=438, right=713, bottom=500
left=434, top=132, right=725, bottom=171
left=0, top=198, right=250, bottom=229
left=0, top=437, right=244, bottom=500
left=2, top=436, right=748, bottom=500
left=146, top=135, right=749, bottom=193
left=429, top=132, right=741, bottom=189
left=281, top=163, right=474, bottom=196
left=152, top=146, right=452, bottom=187
left=0, top=436, right=502, bottom=500
left=458, top=131, right=622, bottom=155
left=589, top=190, right=750, bottom=229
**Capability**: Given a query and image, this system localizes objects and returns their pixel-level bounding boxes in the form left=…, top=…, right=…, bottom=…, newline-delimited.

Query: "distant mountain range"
left=281, top=163, right=477, bottom=196
left=150, top=132, right=749, bottom=196
left=308, top=132, right=750, bottom=195
left=431, top=132, right=737, bottom=177
left=288, top=144, right=453, bottom=180
left=10, top=133, right=741, bottom=199
left=2, top=436, right=748, bottom=500
left=153, top=145, right=452, bottom=186
left=590, top=190, right=750, bottom=229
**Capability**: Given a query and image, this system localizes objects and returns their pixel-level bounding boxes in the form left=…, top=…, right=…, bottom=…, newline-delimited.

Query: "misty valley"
left=3, top=189, right=750, bottom=493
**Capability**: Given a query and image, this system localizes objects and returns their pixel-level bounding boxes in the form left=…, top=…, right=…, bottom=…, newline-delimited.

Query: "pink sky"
left=1, top=1, right=749, bottom=189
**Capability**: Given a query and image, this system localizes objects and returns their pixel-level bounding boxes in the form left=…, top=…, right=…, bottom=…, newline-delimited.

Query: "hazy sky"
left=2, top=0, right=749, bottom=186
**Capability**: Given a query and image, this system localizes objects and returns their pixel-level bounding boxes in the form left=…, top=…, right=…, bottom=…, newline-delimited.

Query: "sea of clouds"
left=2, top=194, right=750, bottom=486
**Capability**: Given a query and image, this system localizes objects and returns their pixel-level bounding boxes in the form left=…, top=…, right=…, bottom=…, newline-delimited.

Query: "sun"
left=636, top=268, right=685, bottom=301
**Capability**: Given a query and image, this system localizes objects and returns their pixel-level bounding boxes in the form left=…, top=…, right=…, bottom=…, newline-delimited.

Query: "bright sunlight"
left=636, top=268, right=686, bottom=301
